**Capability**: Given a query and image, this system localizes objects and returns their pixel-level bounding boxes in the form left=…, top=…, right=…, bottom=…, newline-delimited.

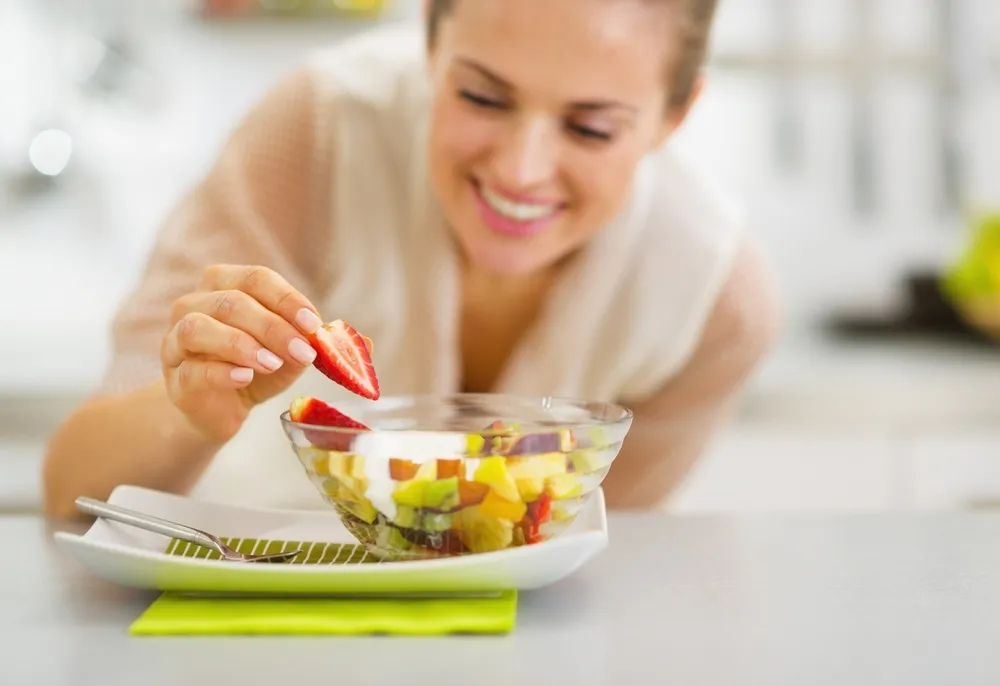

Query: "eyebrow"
left=455, top=57, right=639, bottom=115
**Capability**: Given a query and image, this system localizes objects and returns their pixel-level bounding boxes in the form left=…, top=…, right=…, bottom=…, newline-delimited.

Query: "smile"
left=472, top=180, right=564, bottom=237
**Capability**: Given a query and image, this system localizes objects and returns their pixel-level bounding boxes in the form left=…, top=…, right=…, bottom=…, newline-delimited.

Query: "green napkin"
left=128, top=537, right=517, bottom=636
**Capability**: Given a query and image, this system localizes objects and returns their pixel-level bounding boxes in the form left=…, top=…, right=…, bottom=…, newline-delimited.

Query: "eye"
left=567, top=124, right=613, bottom=142
left=459, top=89, right=506, bottom=110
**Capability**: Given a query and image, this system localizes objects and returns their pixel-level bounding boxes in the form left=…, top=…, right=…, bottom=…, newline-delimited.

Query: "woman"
left=42, top=0, right=780, bottom=517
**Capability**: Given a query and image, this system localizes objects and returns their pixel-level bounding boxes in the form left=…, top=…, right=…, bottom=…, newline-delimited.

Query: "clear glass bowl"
left=280, top=393, right=632, bottom=561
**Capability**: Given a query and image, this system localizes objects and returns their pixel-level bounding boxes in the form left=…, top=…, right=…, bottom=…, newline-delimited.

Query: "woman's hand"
left=161, top=264, right=323, bottom=443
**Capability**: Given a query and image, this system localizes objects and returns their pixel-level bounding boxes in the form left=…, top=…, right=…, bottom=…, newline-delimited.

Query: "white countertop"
left=10, top=510, right=1000, bottom=685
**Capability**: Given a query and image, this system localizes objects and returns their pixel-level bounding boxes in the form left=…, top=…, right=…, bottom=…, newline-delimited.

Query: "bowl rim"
left=280, top=391, right=634, bottom=437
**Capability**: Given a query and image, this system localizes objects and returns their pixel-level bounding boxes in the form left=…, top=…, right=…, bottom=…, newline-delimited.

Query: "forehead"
left=439, top=0, right=671, bottom=106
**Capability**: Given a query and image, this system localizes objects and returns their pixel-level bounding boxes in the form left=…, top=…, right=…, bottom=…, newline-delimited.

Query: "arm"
left=601, top=237, right=782, bottom=510
left=41, top=67, right=336, bottom=518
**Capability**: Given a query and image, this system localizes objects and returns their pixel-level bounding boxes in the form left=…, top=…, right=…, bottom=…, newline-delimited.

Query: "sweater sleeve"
left=98, top=66, right=337, bottom=395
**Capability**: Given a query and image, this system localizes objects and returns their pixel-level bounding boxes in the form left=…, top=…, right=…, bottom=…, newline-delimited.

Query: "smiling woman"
left=41, top=0, right=781, bottom=516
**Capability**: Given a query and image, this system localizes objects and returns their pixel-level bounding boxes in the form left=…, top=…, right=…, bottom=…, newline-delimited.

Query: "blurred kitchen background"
left=2, top=0, right=999, bottom=514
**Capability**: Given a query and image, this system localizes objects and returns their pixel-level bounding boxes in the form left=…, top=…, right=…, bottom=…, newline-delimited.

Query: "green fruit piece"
left=394, top=505, right=419, bottom=529
left=452, top=506, right=514, bottom=553
left=423, top=476, right=461, bottom=510
left=392, top=479, right=428, bottom=508
left=391, top=459, right=438, bottom=507
left=546, top=473, right=583, bottom=500
left=473, top=456, right=521, bottom=502
left=422, top=512, right=454, bottom=532
left=345, top=497, right=378, bottom=524
left=384, top=527, right=413, bottom=551
left=570, top=448, right=605, bottom=474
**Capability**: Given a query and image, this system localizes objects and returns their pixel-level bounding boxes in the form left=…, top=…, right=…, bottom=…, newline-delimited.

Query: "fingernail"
left=295, top=308, right=322, bottom=334
left=231, top=367, right=254, bottom=383
left=289, top=338, right=317, bottom=365
left=257, top=349, right=284, bottom=371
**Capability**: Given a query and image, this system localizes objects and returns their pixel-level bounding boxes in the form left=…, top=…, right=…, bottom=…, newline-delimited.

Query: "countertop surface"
left=8, top=510, right=1000, bottom=685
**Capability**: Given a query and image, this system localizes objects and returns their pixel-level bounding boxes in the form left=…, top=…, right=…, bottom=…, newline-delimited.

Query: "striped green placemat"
left=164, top=537, right=384, bottom=565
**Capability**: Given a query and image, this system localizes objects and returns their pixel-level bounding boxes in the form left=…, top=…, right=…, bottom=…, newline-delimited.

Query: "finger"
left=169, top=359, right=255, bottom=396
left=163, top=312, right=285, bottom=373
left=177, top=290, right=317, bottom=368
left=200, top=264, right=322, bottom=336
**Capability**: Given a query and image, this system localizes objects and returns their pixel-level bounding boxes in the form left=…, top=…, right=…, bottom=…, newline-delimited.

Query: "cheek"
left=429, top=100, right=496, bottom=181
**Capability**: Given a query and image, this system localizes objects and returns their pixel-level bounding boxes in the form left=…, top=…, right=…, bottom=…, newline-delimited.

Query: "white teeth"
left=480, top=185, right=559, bottom=221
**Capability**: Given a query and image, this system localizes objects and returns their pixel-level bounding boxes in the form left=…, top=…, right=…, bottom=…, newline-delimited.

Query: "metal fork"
left=75, top=496, right=301, bottom=563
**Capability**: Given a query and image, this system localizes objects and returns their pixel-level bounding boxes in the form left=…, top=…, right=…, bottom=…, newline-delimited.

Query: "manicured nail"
left=295, top=308, right=322, bottom=334
left=289, top=338, right=317, bottom=365
left=231, top=367, right=254, bottom=383
left=257, top=349, right=284, bottom=371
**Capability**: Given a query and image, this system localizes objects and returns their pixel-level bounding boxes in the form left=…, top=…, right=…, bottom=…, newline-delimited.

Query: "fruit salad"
left=289, top=395, right=612, bottom=559
left=286, top=319, right=612, bottom=559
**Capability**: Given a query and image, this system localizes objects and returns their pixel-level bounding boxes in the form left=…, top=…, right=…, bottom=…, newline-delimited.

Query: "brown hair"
left=426, top=0, right=720, bottom=111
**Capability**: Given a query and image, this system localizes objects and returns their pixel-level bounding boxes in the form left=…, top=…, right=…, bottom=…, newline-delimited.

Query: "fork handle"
left=75, top=496, right=222, bottom=555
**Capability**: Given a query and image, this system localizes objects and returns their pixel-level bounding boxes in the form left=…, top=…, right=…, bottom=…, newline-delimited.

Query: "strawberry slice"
left=289, top=396, right=369, bottom=451
left=307, top=319, right=380, bottom=400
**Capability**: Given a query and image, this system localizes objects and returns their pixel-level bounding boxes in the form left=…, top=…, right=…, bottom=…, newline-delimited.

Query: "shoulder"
left=300, top=24, right=428, bottom=117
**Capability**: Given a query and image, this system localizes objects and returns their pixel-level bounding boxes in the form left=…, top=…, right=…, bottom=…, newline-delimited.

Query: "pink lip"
left=471, top=179, right=564, bottom=238
left=477, top=179, right=562, bottom=205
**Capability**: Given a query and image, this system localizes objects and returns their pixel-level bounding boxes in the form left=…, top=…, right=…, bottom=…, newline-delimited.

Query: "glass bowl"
left=280, top=393, right=632, bottom=561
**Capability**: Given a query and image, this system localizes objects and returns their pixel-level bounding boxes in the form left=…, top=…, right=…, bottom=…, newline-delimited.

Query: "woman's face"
left=426, top=0, right=685, bottom=276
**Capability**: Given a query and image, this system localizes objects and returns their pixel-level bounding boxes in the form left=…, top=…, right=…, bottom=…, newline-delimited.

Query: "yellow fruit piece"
left=516, top=477, right=545, bottom=502
left=507, top=453, right=567, bottom=480
left=473, top=456, right=520, bottom=502
left=466, top=433, right=486, bottom=456
left=452, top=506, right=514, bottom=553
left=479, top=489, right=528, bottom=522
left=546, top=473, right=583, bottom=500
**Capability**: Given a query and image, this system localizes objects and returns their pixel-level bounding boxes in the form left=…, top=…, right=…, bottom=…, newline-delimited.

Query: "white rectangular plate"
left=54, top=485, right=608, bottom=596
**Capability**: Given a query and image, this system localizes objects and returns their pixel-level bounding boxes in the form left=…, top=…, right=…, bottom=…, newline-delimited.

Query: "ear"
left=652, top=75, right=705, bottom=150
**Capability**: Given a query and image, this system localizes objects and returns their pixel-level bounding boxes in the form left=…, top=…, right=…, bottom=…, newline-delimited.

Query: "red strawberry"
left=307, top=320, right=380, bottom=400
left=289, top=396, right=369, bottom=451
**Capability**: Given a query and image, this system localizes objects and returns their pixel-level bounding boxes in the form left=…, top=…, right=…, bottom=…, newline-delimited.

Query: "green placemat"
left=128, top=537, right=517, bottom=636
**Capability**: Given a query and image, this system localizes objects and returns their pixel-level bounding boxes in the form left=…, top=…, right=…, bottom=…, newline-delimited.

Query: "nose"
left=493, top=116, right=558, bottom=190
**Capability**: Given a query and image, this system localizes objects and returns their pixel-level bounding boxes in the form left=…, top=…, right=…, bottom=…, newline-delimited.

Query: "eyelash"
left=457, top=89, right=613, bottom=142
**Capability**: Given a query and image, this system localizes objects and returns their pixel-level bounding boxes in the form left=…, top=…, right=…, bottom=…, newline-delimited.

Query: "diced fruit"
left=392, top=479, right=428, bottom=508
left=546, top=473, right=583, bottom=500
left=452, top=506, right=514, bottom=553
left=516, top=477, right=545, bottom=502
left=289, top=396, right=369, bottom=451
left=413, top=460, right=437, bottom=481
left=528, top=492, right=552, bottom=525
left=507, top=453, right=567, bottom=480
left=507, top=429, right=575, bottom=455
left=436, top=459, right=461, bottom=479
left=522, top=492, right=552, bottom=544
left=473, top=456, right=520, bottom=502
left=394, top=506, right=419, bottom=529
left=307, top=319, right=380, bottom=400
left=466, top=433, right=486, bottom=456
left=458, top=479, right=490, bottom=506
left=423, top=476, right=461, bottom=510
left=479, top=489, right=528, bottom=522
left=569, top=448, right=604, bottom=474
left=422, top=512, right=454, bottom=532
left=343, top=497, right=378, bottom=523
left=383, top=527, right=413, bottom=552
left=390, top=459, right=437, bottom=507
left=389, top=458, right=418, bottom=481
